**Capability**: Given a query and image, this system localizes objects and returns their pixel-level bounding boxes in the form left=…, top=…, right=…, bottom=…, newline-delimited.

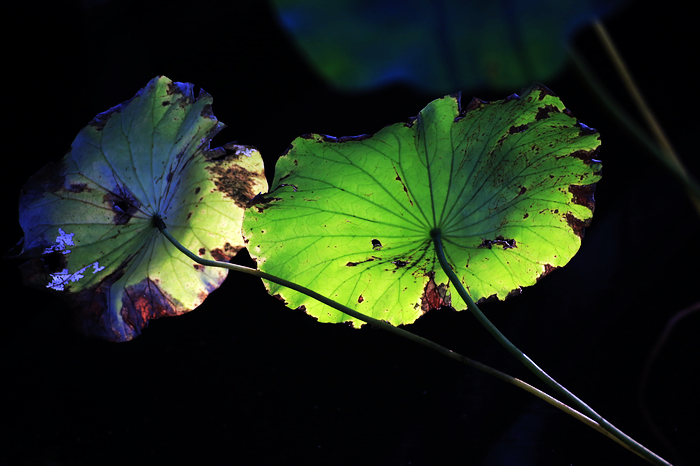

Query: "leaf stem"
left=156, top=223, right=641, bottom=458
left=430, top=228, right=671, bottom=466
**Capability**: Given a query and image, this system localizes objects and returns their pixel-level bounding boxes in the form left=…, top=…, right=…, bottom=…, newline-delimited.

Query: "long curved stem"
left=567, top=43, right=700, bottom=209
left=156, top=222, right=643, bottom=459
left=577, top=20, right=700, bottom=214
left=430, top=228, right=670, bottom=466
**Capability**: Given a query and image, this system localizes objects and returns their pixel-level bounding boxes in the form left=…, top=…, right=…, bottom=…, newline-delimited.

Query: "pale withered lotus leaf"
left=18, top=76, right=267, bottom=342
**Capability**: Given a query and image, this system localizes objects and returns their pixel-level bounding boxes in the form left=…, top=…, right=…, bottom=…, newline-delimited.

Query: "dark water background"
left=2, top=1, right=698, bottom=465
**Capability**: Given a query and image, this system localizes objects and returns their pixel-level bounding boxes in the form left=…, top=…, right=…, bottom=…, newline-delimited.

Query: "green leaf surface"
left=244, top=84, right=601, bottom=327
left=270, top=0, right=628, bottom=93
left=18, top=76, right=267, bottom=342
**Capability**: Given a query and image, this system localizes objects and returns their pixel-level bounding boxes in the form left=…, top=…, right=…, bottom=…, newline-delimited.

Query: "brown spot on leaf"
left=207, top=159, right=261, bottom=209
left=200, top=104, right=215, bottom=119
left=508, top=124, right=528, bottom=134
left=505, top=287, right=522, bottom=299
left=120, top=278, right=181, bottom=336
left=476, top=294, right=498, bottom=305
left=466, top=97, right=488, bottom=112
left=371, top=239, right=382, bottom=250
left=478, top=236, right=517, bottom=250
left=569, top=184, right=596, bottom=210
left=535, top=104, right=559, bottom=121
left=358, top=295, right=364, bottom=303
left=166, top=81, right=180, bottom=96
left=420, top=271, right=451, bottom=313
left=207, top=166, right=255, bottom=209
left=392, top=167, right=413, bottom=206
left=569, top=147, right=601, bottom=167
left=193, top=264, right=203, bottom=271
left=533, top=83, right=558, bottom=100
left=198, top=248, right=206, bottom=256
left=247, top=193, right=282, bottom=213
left=68, top=182, right=90, bottom=193
left=211, top=242, right=237, bottom=262
left=537, top=264, right=560, bottom=282
left=565, top=212, right=590, bottom=239
left=346, top=257, right=377, bottom=267
left=19, top=232, right=224, bottom=343
left=271, top=293, right=287, bottom=303
left=104, top=184, right=141, bottom=225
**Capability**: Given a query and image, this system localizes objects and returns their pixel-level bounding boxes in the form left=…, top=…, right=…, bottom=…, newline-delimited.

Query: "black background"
left=2, top=1, right=698, bottom=465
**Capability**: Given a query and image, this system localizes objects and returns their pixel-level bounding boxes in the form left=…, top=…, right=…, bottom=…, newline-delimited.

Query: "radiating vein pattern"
left=18, top=76, right=267, bottom=341
left=245, top=84, right=601, bottom=327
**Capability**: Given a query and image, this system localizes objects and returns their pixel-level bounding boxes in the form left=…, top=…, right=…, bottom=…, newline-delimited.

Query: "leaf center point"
left=429, top=228, right=442, bottom=240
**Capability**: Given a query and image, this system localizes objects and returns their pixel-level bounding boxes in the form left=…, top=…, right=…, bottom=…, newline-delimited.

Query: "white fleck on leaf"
left=47, top=261, right=105, bottom=291
left=43, top=228, right=75, bottom=255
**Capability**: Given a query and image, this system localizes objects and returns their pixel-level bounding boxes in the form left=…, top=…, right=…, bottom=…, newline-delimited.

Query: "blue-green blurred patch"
left=271, top=0, right=629, bottom=93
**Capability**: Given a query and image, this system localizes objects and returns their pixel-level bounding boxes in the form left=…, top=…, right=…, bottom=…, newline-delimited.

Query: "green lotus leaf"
left=244, top=84, right=601, bottom=327
left=18, top=76, right=267, bottom=342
